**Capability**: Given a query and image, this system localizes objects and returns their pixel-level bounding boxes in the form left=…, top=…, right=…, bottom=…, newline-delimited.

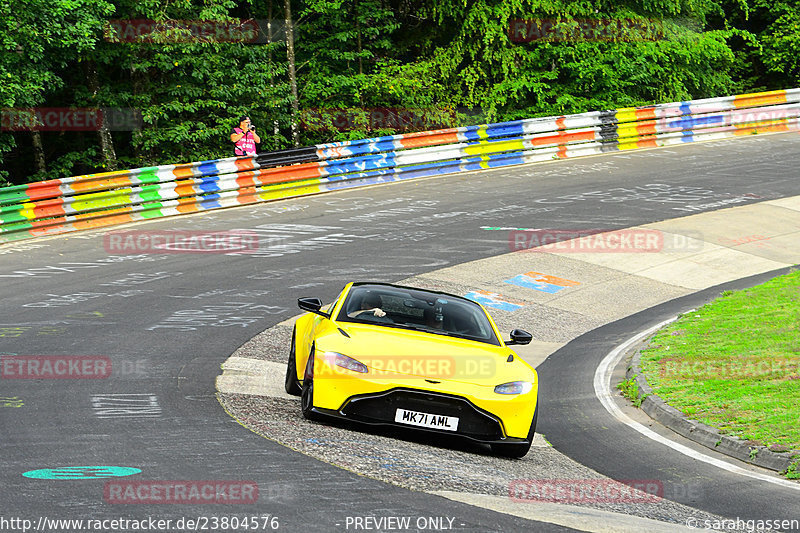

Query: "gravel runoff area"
left=217, top=275, right=757, bottom=532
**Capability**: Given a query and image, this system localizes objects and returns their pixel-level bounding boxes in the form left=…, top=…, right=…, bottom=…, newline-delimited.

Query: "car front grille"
left=340, top=388, right=504, bottom=441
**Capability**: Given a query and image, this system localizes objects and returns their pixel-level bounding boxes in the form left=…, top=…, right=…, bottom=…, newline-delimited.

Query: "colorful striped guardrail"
left=2, top=88, right=799, bottom=242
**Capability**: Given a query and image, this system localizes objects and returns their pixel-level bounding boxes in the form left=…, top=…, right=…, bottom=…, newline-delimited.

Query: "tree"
left=294, top=0, right=401, bottom=141
left=1, top=0, right=798, bottom=185
left=374, top=0, right=737, bottom=122
left=99, top=0, right=291, bottom=164
left=0, top=0, right=114, bottom=184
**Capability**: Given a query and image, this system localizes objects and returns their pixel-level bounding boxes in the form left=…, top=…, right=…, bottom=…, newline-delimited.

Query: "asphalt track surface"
left=1, top=133, right=799, bottom=531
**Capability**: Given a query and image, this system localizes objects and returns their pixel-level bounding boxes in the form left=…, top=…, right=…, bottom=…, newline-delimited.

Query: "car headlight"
left=494, top=381, right=533, bottom=395
left=325, top=351, right=368, bottom=374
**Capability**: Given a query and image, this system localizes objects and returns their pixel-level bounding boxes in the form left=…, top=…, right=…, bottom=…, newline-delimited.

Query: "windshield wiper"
left=395, top=323, right=466, bottom=338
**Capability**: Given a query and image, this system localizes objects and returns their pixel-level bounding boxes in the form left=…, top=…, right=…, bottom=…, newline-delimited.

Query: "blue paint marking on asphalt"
left=504, top=274, right=564, bottom=294
left=465, top=292, right=523, bottom=311
left=22, top=466, right=142, bottom=480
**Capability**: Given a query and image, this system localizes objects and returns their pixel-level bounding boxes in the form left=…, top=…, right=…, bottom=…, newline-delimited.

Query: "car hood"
left=316, top=322, right=534, bottom=386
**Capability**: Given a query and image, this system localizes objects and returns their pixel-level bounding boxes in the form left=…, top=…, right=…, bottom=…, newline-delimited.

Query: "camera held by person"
left=230, top=115, right=261, bottom=156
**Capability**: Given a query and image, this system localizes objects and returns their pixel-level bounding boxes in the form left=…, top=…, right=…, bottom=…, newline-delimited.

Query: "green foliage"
left=0, top=0, right=115, bottom=107
left=80, top=0, right=292, bottom=164
left=618, top=376, right=646, bottom=407
left=0, top=0, right=115, bottom=179
left=379, top=0, right=740, bottom=122
left=786, top=459, right=800, bottom=479
left=1, top=0, right=799, bottom=184
left=758, top=0, right=800, bottom=85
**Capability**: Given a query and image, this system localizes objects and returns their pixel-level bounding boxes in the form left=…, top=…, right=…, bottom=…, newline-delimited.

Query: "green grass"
left=639, top=269, right=800, bottom=454
left=618, top=376, right=646, bottom=407
left=786, top=460, right=800, bottom=480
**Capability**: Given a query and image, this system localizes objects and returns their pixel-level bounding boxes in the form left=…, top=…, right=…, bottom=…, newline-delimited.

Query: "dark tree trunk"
left=131, top=63, right=147, bottom=162
left=284, top=0, right=300, bottom=147
left=86, top=60, right=118, bottom=171
left=31, top=131, right=46, bottom=174
left=355, top=0, right=363, bottom=76
left=268, top=0, right=280, bottom=138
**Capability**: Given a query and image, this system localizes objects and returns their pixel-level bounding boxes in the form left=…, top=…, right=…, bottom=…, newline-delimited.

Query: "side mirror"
left=298, top=297, right=330, bottom=318
left=507, top=329, right=532, bottom=345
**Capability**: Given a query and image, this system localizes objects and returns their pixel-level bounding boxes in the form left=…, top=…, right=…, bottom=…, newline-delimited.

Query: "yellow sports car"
left=285, top=282, right=538, bottom=457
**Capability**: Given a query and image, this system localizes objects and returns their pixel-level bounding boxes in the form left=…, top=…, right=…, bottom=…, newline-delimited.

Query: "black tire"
left=300, top=348, right=322, bottom=421
left=284, top=327, right=301, bottom=396
left=491, top=403, right=538, bottom=459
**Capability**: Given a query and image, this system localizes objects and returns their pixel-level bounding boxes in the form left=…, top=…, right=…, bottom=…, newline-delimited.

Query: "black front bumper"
left=311, top=387, right=528, bottom=445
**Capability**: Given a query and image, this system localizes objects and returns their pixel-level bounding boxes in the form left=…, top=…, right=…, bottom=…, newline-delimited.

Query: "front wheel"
left=284, top=327, right=301, bottom=396
left=491, top=403, right=538, bottom=458
left=300, top=348, right=322, bottom=421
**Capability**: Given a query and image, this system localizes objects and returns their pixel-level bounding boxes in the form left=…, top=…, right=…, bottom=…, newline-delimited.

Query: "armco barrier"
left=1, top=88, right=799, bottom=243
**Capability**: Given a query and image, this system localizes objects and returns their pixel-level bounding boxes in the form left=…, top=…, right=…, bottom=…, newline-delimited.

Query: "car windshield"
left=337, top=285, right=501, bottom=345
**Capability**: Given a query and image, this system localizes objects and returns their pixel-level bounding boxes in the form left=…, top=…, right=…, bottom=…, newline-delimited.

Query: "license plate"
left=394, top=408, right=459, bottom=431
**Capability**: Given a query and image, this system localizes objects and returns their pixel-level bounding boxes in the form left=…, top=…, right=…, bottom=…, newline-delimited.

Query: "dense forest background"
left=1, top=0, right=799, bottom=185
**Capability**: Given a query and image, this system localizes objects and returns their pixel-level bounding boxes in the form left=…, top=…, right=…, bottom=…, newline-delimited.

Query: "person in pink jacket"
left=230, top=115, right=261, bottom=156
